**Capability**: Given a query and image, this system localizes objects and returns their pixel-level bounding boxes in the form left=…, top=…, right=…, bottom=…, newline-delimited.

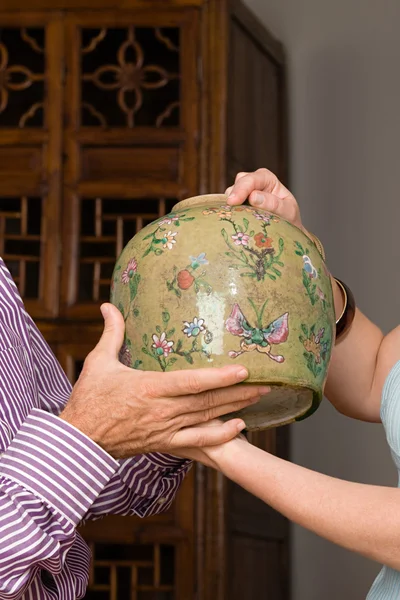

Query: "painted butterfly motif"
left=225, top=302, right=289, bottom=363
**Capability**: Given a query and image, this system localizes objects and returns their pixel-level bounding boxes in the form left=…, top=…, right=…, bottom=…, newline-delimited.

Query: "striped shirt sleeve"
left=0, top=409, right=118, bottom=598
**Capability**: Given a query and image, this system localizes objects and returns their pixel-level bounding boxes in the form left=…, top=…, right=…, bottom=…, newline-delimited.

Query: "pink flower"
left=317, top=287, right=326, bottom=301
left=158, top=216, right=179, bottom=226
left=121, top=258, right=138, bottom=284
left=152, top=333, right=174, bottom=357
left=232, top=232, right=250, bottom=246
left=254, top=212, right=271, bottom=223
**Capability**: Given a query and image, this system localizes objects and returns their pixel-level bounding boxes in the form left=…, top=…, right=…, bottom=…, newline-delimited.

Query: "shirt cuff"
left=118, top=454, right=192, bottom=518
left=0, top=408, right=119, bottom=525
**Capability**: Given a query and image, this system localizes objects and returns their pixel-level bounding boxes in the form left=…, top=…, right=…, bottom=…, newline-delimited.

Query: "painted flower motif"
left=190, top=252, right=209, bottom=269
left=158, top=216, right=179, bottom=226
left=203, top=207, right=220, bottom=215
left=119, top=343, right=132, bottom=367
left=316, top=287, right=326, bottom=301
left=177, top=269, right=195, bottom=290
left=254, top=232, right=273, bottom=248
left=232, top=232, right=250, bottom=246
left=182, top=317, right=206, bottom=338
left=121, top=258, right=138, bottom=284
left=235, top=206, right=256, bottom=213
left=302, top=255, right=318, bottom=279
left=254, top=212, right=271, bottom=223
left=152, top=333, right=174, bottom=357
left=217, top=209, right=232, bottom=219
left=161, top=231, right=178, bottom=250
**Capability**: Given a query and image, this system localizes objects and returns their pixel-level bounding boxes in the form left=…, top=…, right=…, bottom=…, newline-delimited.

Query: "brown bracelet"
left=334, top=278, right=356, bottom=341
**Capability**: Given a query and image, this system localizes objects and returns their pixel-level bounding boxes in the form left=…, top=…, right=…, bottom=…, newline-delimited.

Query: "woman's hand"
left=173, top=420, right=249, bottom=469
left=225, top=168, right=306, bottom=234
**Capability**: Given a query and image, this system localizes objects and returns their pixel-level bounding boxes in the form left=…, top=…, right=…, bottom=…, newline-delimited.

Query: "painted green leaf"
left=301, top=324, right=308, bottom=336
left=167, top=328, right=175, bottom=337
left=249, top=230, right=255, bottom=237
left=184, top=354, right=194, bottom=364
left=243, top=218, right=249, bottom=231
left=129, top=273, right=140, bottom=301
left=240, top=272, right=257, bottom=278
left=162, top=310, right=170, bottom=324
left=142, top=247, right=152, bottom=258
left=143, top=334, right=148, bottom=345
left=133, top=308, right=139, bottom=317
left=168, top=357, right=178, bottom=365
left=221, top=228, right=229, bottom=243
left=236, top=224, right=243, bottom=233
left=156, top=325, right=162, bottom=334
left=133, top=360, right=143, bottom=369
left=154, top=249, right=163, bottom=256
left=272, top=267, right=281, bottom=276
left=267, top=274, right=277, bottom=281
left=294, top=250, right=303, bottom=256
left=175, top=339, right=183, bottom=352
left=278, top=238, right=284, bottom=250
left=143, top=232, right=154, bottom=240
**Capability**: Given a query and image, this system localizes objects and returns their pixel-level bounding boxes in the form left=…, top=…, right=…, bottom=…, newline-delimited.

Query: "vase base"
left=224, top=385, right=315, bottom=430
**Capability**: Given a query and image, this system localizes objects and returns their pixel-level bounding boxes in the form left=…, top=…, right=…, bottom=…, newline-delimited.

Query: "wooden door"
left=0, top=13, right=63, bottom=319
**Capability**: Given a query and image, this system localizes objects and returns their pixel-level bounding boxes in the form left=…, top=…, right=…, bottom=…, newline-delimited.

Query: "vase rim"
left=172, top=194, right=228, bottom=211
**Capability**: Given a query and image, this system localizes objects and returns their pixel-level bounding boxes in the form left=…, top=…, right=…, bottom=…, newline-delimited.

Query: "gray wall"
left=242, top=1, right=400, bottom=598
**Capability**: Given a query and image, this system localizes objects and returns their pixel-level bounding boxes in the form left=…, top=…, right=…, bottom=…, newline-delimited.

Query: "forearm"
left=217, top=440, right=400, bottom=569
left=324, top=277, right=384, bottom=422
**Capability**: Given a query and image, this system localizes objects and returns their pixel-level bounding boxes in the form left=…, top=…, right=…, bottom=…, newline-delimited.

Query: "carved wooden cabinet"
left=0, top=1, right=289, bottom=598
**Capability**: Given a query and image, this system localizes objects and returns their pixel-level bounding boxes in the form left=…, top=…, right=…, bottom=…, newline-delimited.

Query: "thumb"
left=95, top=303, right=125, bottom=358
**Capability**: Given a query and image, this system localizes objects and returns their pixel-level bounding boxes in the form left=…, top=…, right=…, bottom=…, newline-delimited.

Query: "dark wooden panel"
left=227, top=1, right=287, bottom=186
left=81, top=146, right=180, bottom=182
left=228, top=535, right=288, bottom=600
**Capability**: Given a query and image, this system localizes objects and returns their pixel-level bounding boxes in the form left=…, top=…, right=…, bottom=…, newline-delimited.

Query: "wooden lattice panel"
left=0, top=27, right=45, bottom=128
left=85, top=543, right=175, bottom=600
left=62, top=197, right=177, bottom=314
left=0, top=15, right=63, bottom=317
left=0, top=196, right=42, bottom=298
left=81, top=26, right=180, bottom=129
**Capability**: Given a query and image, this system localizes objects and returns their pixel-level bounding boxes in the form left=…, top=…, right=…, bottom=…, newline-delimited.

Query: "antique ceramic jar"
left=110, top=194, right=335, bottom=430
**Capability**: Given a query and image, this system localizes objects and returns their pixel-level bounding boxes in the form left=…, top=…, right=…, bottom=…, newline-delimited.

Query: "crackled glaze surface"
left=110, top=194, right=335, bottom=430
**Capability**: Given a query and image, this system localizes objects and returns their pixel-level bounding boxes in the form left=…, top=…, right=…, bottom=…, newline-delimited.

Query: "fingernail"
left=100, top=304, right=108, bottom=317
left=249, top=396, right=261, bottom=404
left=253, top=193, right=264, bottom=206
left=236, top=368, right=248, bottom=381
left=236, top=420, right=246, bottom=432
left=258, top=386, right=271, bottom=394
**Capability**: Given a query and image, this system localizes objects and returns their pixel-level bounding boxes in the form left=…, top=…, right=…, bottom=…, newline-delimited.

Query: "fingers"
left=181, top=395, right=259, bottom=427
left=226, top=168, right=293, bottom=205
left=172, top=419, right=246, bottom=448
left=169, top=383, right=268, bottom=418
left=95, top=303, right=125, bottom=358
left=247, top=190, right=301, bottom=225
left=152, top=365, right=249, bottom=398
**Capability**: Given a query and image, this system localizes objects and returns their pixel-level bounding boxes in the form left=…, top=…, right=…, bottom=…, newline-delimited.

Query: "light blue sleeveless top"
left=367, top=360, right=400, bottom=599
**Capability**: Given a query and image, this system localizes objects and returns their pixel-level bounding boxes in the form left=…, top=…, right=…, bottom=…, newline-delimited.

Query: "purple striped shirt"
left=0, top=257, right=191, bottom=599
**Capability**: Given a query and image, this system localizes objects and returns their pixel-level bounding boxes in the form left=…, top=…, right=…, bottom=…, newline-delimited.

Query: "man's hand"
left=60, top=304, right=267, bottom=458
